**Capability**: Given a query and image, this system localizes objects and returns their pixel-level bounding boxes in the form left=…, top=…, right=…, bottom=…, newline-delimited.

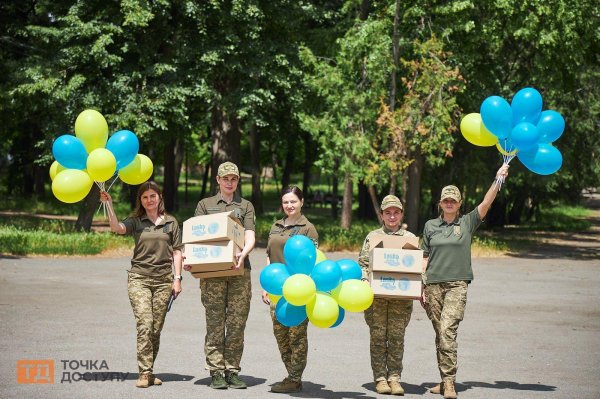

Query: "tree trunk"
left=163, top=138, right=176, bottom=212
left=249, top=125, right=263, bottom=214
left=200, top=162, right=211, bottom=198
left=405, top=150, right=423, bottom=233
left=368, top=185, right=383, bottom=224
left=281, top=134, right=295, bottom=189
left=302, top=131, right=313, bottom=194
left=341, top=172, right=353, bottom=229
left=358, top=182, right=378, bottom=221
left=210, top=104, right=240, bottom=192
left=331, top=161, right=339, bottom=220
left=34, top=164, right=46, bottom=198
left=75, top=184, right=100, bottom=232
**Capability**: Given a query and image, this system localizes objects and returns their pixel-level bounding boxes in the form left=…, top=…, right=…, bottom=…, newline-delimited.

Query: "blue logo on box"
left=398, top=278, right=410, bottom=291
left=192, top=247, right=208, bottom=258
left=402, top=254, right=415, bottom=268
left=380, top=276, right=396, bottom=290
left=192, top=225, right=206, bottom=236
left=383, top=253, right=400, bottom=267
left=208, top=223, right=219, bottom=234
left=210, top=247, right=222, bottom=257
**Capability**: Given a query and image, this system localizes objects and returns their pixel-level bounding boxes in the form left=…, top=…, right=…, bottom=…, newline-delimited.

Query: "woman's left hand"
left=172, top=280, right=182, bottom=298
left=234, top=252, right=245, bottom=270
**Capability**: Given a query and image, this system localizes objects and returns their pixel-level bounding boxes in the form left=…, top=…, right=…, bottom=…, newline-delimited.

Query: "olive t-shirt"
left=122, top=214, right=182, bottom=277
left=421, top=208, right=482, bottom=284
left=266, top=214, right=318, bottom=264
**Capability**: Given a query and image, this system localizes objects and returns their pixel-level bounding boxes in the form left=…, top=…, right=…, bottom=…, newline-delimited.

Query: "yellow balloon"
left=496, top=143, right=519, bottom=156
left=87, top=148, right=116, bottom=182
left=331, top=279, right=373, bottom=312
left=315, top=249, right=327, bottom=264
left=49, top=161, right=67, bottom=181
left=460, top=113, right=498, bottom=147
left=268, top=293, right=282, bottom=306
left=75, top=109, right=109, bottom=153
left=306, top=292, right=339, bottom=328
left=118, top=154, right=153, bottom=185
left=282, top=274, right=316, bottom=306
left=52, top=169, right=93, bottom=203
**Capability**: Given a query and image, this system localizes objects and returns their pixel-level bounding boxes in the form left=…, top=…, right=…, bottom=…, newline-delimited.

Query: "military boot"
left=209, top=371, right=228, bottom=389
left=226, top=372, right=247, bottom=389
left=375, top=380, right=392, bottom=394
left=443, top=381, right=457, bottom=399
left=148, top=374, right=162, bottom=386
left=430, top=383, right=443, bottom=394
left=136, top=373, right=150, bottom=388
left=389, top=380, right=405, bottom=395
left=271, top=377, right=302, bottom=393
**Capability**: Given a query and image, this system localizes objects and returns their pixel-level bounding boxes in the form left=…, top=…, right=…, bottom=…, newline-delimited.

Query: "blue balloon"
left=310, top=260, right=342, bottom=292
left=337, top=259, right=363, bottom=281
left=517, top=143, right=563, bottom=175
left=329, top=307, right=345, bottom=328
left=283, top=235, right=316, bottom=275
left=259, top=263, right=290, bottom=295
left=536, top=110, right=565, bottom=143
left=511, top=87, right=543, bottom=125
left=106, top=130, right=139, bottom=170
left=275, top=298, right=307, bottom=327
left=510, top=122, right=540, bottom=152
left=480, top=96, right=513, bottom=139
left=52, top=135, right=88, bottom=170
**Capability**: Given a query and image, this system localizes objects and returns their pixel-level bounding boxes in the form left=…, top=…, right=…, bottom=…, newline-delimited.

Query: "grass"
left=521, top=204, right=592, bottom=232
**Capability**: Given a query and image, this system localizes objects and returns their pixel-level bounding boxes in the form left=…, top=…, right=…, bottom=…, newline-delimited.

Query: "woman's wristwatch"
left=174, top=275, right=183, bottom=281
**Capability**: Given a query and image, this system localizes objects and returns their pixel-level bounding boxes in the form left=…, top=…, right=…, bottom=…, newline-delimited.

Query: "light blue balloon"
left=480, top=96, right=513, bottom=139
left=106, top=130, right=139, bottom=170
left=259, top=263, right=290, bottom=296
left=517, top=143, right=563, bottom=175
left=52, top=135, right=88, bottom=170
left=329, top=307, right=345, bottom=328
left=283, top=235, right=316, bottom=275
left=310, top=260, right=342, bottom=292
left=510, top=122, right=540, bottom=152
left=336, top=259, right=363, bottom=281
left=536, top=110, right=565, bottom=143
left=275, top=298, right=307, bottom=327
left=511, top=87, right=543, bottom=125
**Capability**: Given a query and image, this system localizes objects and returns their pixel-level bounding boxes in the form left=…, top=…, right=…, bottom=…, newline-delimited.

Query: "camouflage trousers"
left=364, top=298, right=413, bottom=382
left=200, top=269, right=251, bottom=374
left=424, top=281, right=468, bottom=382
left=127, top=271, right=173, bottom=374
left=270, top=304, right=309, bottom=382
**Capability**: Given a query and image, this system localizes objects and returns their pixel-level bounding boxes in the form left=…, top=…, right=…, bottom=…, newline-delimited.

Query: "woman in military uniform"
left=421, top=164, right=509, bottom=399
left=100, top=181, right=183, bottom=388
left=261, top=186, right=318, bottom=394
left=358, top=195, right=415, bottom=395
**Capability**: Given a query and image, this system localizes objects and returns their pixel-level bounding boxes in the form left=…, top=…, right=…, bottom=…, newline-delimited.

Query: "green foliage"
left=523, top=204, right=592, bottom=231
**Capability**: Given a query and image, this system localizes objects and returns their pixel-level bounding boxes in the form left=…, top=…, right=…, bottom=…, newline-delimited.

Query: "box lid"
left=369, top=235, right=419, bottom=250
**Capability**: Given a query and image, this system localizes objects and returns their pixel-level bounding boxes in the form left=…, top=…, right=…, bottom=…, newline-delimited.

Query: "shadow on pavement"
left=282, top=381, right=377, bottom=398
left=461, top=380, right=557, bottom=392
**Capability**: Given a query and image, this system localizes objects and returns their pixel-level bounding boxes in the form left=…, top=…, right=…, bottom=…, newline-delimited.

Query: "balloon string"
left=106, top=175, right=119, bottom=193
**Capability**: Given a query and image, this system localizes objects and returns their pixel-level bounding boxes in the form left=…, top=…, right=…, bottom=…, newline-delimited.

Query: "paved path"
left=1, top=247, right=599, bottom=399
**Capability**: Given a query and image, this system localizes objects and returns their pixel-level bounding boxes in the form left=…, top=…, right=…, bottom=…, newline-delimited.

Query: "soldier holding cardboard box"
left=421, top=164, right=509, bottom=399
left=187, top=162, right=256, bottom=390
left=358, top=195, right=416, bottom=396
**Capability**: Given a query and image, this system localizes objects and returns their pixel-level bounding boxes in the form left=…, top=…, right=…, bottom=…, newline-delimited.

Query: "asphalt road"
left=1, top=249, right=599, bottom=399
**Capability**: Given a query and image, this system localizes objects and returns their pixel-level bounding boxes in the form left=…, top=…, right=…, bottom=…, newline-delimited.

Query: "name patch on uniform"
left=453, top=225, right=462, bottom=236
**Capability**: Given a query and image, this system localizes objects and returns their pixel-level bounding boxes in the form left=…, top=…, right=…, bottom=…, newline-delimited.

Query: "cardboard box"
left=369, top=235, right=420, bottom=250
left=370, top=271, right=422, bottom=299
left=370, top=248, right=424, bottom=273
left=183, top=241, right=241, bottom=274
left=182, top=212, right=244, bottom=247
left=191, top=267, right=245, bottom=279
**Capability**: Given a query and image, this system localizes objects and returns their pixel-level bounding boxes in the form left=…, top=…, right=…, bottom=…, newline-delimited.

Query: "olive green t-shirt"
left=421, top=208, right=482, bottom=284
left=266, top=214, right=318, bottom=264
left=122, top=214, right=183, bottom=277
left=194, top=192, right=256, bottom=269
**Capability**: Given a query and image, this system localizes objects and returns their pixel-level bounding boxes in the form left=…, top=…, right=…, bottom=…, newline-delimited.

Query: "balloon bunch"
left=260, top=235, right=374, bottom=329
left=460, top=87, right=565, bottom=182
left=50, top=109, right=154, bottom=204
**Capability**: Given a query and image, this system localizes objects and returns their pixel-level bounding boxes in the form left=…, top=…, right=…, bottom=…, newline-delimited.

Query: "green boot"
left=209, top=371, right=228, bottom=389
left=226, top=372, right=247, bottom=389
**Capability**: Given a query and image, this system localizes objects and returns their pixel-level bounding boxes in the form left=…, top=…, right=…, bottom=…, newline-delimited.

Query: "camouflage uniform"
left=421, top=185, right=481, bottom=383
left=359, top=224, right=416, bottom=382
left=122, top=214, right=182, bottom=374
left=267, top=215, right=318, bottom=382
left=195, top=164, right=255, bottom=375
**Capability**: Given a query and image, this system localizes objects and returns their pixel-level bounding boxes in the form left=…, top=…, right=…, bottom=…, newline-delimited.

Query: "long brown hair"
left=132, top=181, right=165, bottom=218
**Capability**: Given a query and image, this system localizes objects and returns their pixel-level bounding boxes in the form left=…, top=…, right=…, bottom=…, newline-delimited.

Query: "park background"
left=0, top=0, right=598, bottom=255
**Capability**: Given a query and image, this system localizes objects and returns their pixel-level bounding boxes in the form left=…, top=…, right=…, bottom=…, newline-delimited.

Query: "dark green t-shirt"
left=266, top=214, right=318, bottom=264
left=421, top=208, right=482, bottom=284
left=194, top=192, right=256, bottom=269
left=122, top=214, right=182, bottom=277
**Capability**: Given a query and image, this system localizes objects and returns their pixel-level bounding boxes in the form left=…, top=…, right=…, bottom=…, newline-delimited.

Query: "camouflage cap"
left=217, top=162, right=239, bottom=177
left=380, top=195, right=403, bottom=211
left=440, top=185, right=461, bottom=202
